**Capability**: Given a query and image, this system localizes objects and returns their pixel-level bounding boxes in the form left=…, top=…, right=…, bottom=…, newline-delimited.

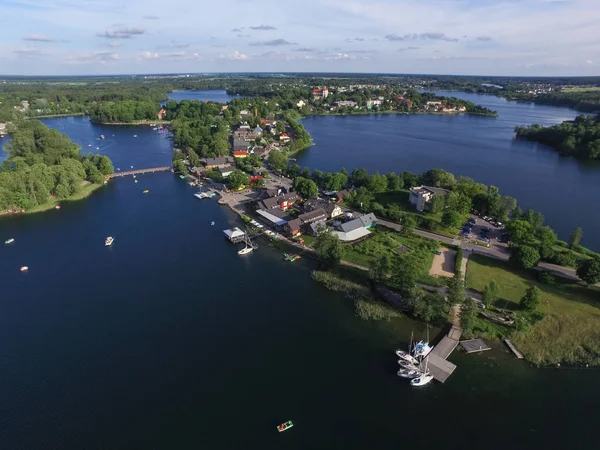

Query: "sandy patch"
left=429, top=247, right=456, bottom=278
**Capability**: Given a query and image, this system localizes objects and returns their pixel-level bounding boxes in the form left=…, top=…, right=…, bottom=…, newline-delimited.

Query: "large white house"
left=409, top=186, right=449, bottom=212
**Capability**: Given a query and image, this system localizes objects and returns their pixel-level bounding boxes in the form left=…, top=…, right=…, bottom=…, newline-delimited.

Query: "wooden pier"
left=420, top=325, right=462, bottom=383
left=460, top=338, right=491, bottom=354
left=503, top=339, right=524, bottom=359
left=108, top=166, right=171, bottom=178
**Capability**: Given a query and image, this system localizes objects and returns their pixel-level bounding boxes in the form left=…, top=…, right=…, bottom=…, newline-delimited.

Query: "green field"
left=466, top=254, right=600, bottom=365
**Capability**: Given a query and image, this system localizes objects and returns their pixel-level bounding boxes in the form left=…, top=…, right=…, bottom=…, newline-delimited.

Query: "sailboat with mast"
left=238, top=232, right=254, bottom=255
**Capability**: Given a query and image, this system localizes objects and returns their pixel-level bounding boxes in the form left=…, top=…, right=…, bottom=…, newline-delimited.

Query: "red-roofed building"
left=250, top=175, right=263, bottom=183
left=157, top=108, right=166, bottom=120
left=279, top=132, right=291, bottom=143
left=312, top=87, right=329, bottom=100
left=233, top=150, right=248, bottom=158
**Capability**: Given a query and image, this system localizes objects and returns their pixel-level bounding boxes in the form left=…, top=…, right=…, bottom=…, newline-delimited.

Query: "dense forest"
left=0, top=121, right=114, bottom=210
left=515, top=114, right=600, bottom=159
left=89, top=100, right=160, bottom=123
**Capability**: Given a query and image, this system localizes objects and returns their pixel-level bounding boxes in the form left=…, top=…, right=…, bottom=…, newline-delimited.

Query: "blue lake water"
left=167, top=89, right=238, bottom=103
left=0, top=101, right=599, bottom=448
left=297, top=92, right=600, bottom=249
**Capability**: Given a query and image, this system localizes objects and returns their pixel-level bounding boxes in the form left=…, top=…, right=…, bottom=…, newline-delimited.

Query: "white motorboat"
left=105, top=236, right=114, bottom=247
left=211, top=221, right=215, bottom=226
left=396, top=349, right=419, bottom=365
left=133, top=135, right=138, bottom=138
left=398, top=360, right=419, bottom=370
left=410, top=373, right=434, bottom=387
left=20, top=266, right=28, bottom=272
left=397, top=368, right=420, bottom=379
left=5, top=238, right=14, bottom=244
left=194, top=192, right=208, bottom=199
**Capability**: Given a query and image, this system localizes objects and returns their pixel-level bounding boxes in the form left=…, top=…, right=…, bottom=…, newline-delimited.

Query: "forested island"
left=0, top=121, right=114, bottom=213
left=515, top=114, right=600, bottom=159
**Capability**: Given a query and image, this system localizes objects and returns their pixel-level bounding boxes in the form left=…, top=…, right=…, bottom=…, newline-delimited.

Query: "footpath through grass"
left=466, top=254, right=600, bottom=366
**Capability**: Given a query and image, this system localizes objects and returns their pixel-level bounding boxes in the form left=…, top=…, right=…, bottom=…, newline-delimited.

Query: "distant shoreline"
left=92, top=120, right=172, bottom=126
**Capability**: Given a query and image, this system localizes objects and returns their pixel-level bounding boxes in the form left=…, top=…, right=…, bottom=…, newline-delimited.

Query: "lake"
left=167, top=89, right=238, bottom=103
left=0, top=114, right=599, bottom=448
left=296, top=92, right=600, bottom=249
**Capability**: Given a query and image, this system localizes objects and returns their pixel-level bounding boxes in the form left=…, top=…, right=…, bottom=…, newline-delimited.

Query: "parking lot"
left=459, top=215, right=508, bottom=247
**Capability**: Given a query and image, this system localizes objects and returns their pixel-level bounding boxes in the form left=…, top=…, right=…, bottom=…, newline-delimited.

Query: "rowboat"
left=277, top=420, right=293, bottom=432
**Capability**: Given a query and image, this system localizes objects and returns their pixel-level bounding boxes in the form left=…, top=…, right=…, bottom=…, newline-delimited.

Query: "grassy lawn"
left=466, top=253, right=600, bottom=365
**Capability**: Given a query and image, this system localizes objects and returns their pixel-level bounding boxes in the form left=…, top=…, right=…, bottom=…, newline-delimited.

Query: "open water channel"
left=0, top=94, right=598, bottom=449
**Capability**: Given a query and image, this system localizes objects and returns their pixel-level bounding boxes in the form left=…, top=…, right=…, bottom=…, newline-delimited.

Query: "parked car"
left=433, top=250, right=442, bottom=255
left=481, top=226, right=491, bottom=232
left=476, top=301, right=486, bottom=309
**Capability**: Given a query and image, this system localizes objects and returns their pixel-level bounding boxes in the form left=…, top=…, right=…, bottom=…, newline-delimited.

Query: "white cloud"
left=97, top=27, right=145, bottom=39
left=219, top=51, right=250, bottom=60
left=249, top=25, right=277, bottom=30
left=67, top=50, right=119, bottom=64
left=23, top=34, right=55, bottom=42
left=106, top=41, right=122, bottom=47
left=249, top=38, right=296, bottom=46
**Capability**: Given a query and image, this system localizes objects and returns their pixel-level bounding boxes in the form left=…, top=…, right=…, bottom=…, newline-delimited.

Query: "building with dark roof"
left=298, top=208, right=328, bottom=224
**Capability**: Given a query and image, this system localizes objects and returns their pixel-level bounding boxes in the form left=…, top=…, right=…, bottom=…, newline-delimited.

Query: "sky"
left=2, top=0, right=600, bottom=76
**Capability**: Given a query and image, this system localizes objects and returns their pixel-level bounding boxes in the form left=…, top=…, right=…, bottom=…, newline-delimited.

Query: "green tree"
left=429, top=195, right=445, bottom=213
left=447, top=272, right=467, bottom=305
left=442, top=210, right=463, bottom=228
left=576, top=257, right=600, bottom=285
left=367, top=172, right=388, bottom=193
left=401, top=214, right=417, bottom=236
left=537, top=226, right=557, bottom=248
left=369, top=255, right=391, bottom=282
left=413, top=292, right=447, bottom=323
left=568, top=227, right=583, bottom=249
left=267, top=151, right=288, bottom=173
left=227, top=169, right=250, bottom=190
left=351, top=168, right=369, bottom=187
left=313, top=227, right=345, bottom=268
left=187, top=149, right=201, bottom=168
left=459, top=298, right=477, bottom=333
left=173, top=159, right=187, bottom=174
left=510, top=245, right=540, bottom=269
left=505, top=220, right=533, bottom=244
left=293, top=176, right=319, bottom=199
left=324, top=172, right=347, bottom=191
left=482, top=280, right=500, bottom=306
left=391, top=254, right=419, bottom=294
left=521, top=286, right=541, bottom=311
left=386, top=172, right=401, bottom=191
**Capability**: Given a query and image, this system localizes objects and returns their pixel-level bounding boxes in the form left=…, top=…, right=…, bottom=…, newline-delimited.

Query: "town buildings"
left=409, top=186, right=449, bottom=212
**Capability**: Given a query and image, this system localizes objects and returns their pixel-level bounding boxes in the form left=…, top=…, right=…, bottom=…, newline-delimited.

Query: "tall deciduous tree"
left=576, top=257, right=600, bottom=285
left=521, top=286, right=541, bottom=311
left=313, top=227, right=345, bottom=267
left=569, top=227, right=583, bottom=249
left=483, top=281, right=500, bottom=306
left=293, top=177, right=319, bottom=199
left=510, top=245, right=540, bottom=269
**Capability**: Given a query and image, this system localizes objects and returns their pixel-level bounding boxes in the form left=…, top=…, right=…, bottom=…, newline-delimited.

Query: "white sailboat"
left=410, top=356, right=434, bottom=387
left=238, top=233, right=254, bottom=255
left=397, top=368, right=420, bottom=379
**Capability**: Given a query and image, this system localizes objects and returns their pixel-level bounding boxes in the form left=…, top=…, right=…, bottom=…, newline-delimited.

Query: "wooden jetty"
left=420, top=325, right=462, bottom=383
left=503, top=339, right=524, bottom=359
left=460, top=338, right=491, bottom=354
left=109, top=166, right=171, bottom=178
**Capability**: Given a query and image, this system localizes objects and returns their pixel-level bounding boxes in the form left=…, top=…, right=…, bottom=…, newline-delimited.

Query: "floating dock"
left=420, top=325, right=462, bottom=383
left=460, top=338, right=491, bottom=354
left=503, top=339, right=524, bottom=359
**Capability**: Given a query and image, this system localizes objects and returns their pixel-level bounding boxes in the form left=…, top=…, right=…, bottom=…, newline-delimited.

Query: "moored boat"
left=143, top=190, right=149, bottom=194
left=105, top=236, right=114, bottom=247
left=20, top=266, right=28, bottom=272
left=238, top=246, right=253, bottom=255
left=5, top=238, right=15, bottom=244
left=277, top=421, right=294, bottom=432
left=397, top=368, right=420, bottom=379
left=55, top=205, right=60, bottom=210
left=410, top=372, right=434, bottom=387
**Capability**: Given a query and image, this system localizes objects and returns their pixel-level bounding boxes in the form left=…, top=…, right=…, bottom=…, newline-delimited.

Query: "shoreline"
left=306, top=110, right=498, bottom=118
left=0, top=183, right=103, bottom=217
left=92, top=120, right=171, bottom=126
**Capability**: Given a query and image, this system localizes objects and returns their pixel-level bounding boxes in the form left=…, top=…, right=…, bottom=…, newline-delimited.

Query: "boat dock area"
left=420, top=325, right=462, bottom=383
left=503, top=339, right=524, bottom=359
left=223, top=227, right=246, bottom=244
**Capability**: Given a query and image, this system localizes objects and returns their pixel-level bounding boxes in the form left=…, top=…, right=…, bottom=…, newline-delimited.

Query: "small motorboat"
left=20, top=266, right=28, bottom=272
left=397, top=368, right=420, bottom=379
left=179, top=175, right=185, bottom=179
left=96, top=146, right=100, bottom=150
left=117, top=168, right=121, bottom=171
left=135, top=180, right=138, bottom=184
left=398, top=360, right=419, bottom=370
left=143, top=190, right=149, bottom=194
left=290, top=255, right=301, bottom=262
left=211, top=221, right=215, bottom=226
left=130, top=165, right=134, bottom=169
left=5, top=238, right=14, bottom=244
left=55, top=205, right=60, bottom=210
left=277, top=421, right=293, bottom=432
left=133, top=175, right=136, bottom=179
left=100, top=135, right=105, bottom=139
left=411, top=373, right=434, bottom=387
left=88, top=144, right=92, bottom=147
left=396, top=350, right=419, bottom=365
left=105, top=236, right=114, bottom=247
left=133, top=135, right=138, bottom=138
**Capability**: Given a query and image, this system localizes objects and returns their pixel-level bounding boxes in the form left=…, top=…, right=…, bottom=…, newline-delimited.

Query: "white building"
left=409, top=186, right=449, bottom=212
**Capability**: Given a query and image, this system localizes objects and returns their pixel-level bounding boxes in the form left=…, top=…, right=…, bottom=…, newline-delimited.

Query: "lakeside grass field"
left=466, top=254, right=600, bottom=366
